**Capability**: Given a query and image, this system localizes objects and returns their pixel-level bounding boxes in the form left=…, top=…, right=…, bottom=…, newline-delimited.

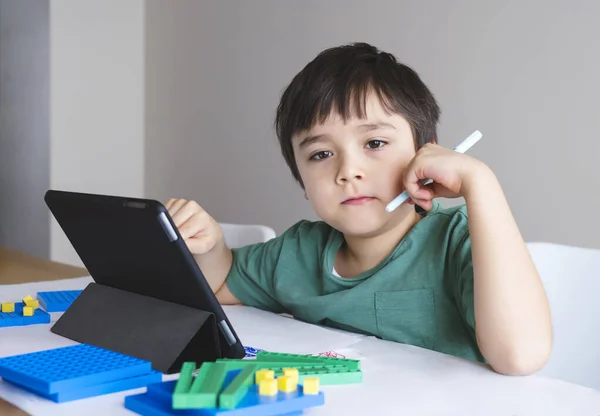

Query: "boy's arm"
left=402, top=144, right=552, bottom=375
left=193, top=242, right=241, bottom=305
left=164, top=198, right=242, bottom=305
left=463, top=167, right=552, bottom=375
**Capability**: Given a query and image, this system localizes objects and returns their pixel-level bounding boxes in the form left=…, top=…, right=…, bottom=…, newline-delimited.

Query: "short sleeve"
left=453, top=226, right=476, bottom=331
left=225, top=236, right=286, bottom=314
left=225, top=221, right=314, bottom=314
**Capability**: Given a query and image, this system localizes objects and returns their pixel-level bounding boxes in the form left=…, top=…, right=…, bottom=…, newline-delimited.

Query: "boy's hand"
left=164, top=199, right=224, bottom=256
left=402, top=143, right=491, bottom=210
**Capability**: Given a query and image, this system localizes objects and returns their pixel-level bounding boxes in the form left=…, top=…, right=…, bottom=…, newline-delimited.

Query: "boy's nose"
left=336, top=155, right=365, bottom=184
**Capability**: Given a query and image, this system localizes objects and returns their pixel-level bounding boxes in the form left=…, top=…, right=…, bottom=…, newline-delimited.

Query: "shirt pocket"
left=375, top=288, right=436, bottom=350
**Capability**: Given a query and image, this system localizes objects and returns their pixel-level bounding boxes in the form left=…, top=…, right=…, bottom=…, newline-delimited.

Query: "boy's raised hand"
left=402, top=143, right=491, bottom=210
left=164, top=198, right=224, bottom=256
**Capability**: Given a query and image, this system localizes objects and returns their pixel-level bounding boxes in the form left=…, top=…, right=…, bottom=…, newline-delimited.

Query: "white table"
left=1, top=278, right=599, bottom=415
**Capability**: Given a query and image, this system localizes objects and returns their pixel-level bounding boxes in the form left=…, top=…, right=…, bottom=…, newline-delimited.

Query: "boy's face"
left=292, top=94, right=418, bottom=237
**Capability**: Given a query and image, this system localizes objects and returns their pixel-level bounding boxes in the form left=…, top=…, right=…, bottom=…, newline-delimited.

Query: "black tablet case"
left=51, top=282, right=221, bottom=374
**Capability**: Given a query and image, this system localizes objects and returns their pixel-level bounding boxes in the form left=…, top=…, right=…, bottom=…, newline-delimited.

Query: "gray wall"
left=49, top=0, right=145, bottom=266
left=0, top=0, right=50, bottom=258
left=145, top=0, right=600, bottom=249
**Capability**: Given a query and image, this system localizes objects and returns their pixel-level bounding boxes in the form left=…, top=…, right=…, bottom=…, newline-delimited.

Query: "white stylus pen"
left=385, top=130, right=483, bottom=213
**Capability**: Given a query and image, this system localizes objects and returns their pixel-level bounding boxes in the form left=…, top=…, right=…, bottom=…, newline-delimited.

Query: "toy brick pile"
left=0, top=290, right=82, bottom=328
left=0, top=344, right=161, bottom=403
left=124, top=351, right=363, bottom=415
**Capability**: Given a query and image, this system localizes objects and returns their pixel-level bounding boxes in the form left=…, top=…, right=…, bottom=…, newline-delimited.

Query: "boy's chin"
left=330, top=219, right=390, bottom=238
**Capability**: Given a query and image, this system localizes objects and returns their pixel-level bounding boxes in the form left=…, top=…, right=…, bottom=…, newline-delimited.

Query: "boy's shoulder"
left=423, top=201, right=469, bottom=232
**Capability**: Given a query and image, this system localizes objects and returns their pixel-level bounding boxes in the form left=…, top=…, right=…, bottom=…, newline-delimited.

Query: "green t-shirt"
left=225, top=201, right=484, bottom=363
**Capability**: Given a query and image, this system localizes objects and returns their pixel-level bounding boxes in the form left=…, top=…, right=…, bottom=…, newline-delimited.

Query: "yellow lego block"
left=1, top=302, right=15, bottom=313
left=24, top=299, right=39, bottom=309
left=22, top=295, right=33, bottom=303
left=282, top=368, right=299, bottom=383
left=277, top=375, right=297, bottom=393
left=23, top=306, right=34, bottom=317
left=302, top=377, right=320, bottom=395
left=255, top=369, right=274, bottom=385
left=258, top=378, right=278, bottom=396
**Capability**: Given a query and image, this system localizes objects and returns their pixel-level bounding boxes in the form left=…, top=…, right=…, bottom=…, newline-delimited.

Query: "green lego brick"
left=216, top=359, right=327, bottom=371
left=172, top=362, right=227, bottom=409
left=256, top=351, right=361, bottom=371
left=298, top=368, right=363, bottom=385
left=218, top=364, right=257, bottom=409
left=173, top=362, right=196, bottom=408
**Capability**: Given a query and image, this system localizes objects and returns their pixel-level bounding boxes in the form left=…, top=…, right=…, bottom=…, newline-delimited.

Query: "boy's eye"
left=366, top=139, right=387, bottom=149
left=310, top=151, right=333, bottom=160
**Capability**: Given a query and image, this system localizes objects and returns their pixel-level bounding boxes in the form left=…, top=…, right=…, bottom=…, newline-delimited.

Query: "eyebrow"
left=356, top=122, right=397, bottom=132
left=298, top=134, right=327, bottom=149
left=297, top=122, right=397, bottom=149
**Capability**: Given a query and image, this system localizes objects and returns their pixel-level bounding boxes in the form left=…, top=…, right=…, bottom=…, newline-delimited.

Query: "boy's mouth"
left=342, top=196, right=376, bottom=205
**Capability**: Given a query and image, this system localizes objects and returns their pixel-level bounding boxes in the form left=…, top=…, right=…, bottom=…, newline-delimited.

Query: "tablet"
left=44, top=189, right=246, bottom=359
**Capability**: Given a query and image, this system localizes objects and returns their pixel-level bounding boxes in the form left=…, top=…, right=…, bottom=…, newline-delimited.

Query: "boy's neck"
left=335, top=207, right=422, bottom=278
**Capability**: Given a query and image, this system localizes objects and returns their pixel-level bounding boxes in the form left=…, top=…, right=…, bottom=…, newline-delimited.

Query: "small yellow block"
left=24, top=299, right=39, bottom=309
left=277, top=375, right=297, bottom=393
left=1, top=303, right=15, bottom=313
left=302, top=377, right=320, bottom=395
left=282, top=368, right=299, bottom=383
left=255, top=369, right=274, bottom=385
left=22, top=295, right=33, bottom=303
left=23, top=306, right=34, bottom=317
left=258, top=378, right=278, bottom=396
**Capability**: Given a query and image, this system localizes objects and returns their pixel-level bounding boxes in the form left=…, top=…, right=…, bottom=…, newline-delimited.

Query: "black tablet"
left=44, top=189, right=246, bottom=359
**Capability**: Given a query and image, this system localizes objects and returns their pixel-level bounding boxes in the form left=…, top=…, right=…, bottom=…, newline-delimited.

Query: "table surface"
left=1, top=247, right=600, bottom=415
left=0, top=247, right=88, bottom=416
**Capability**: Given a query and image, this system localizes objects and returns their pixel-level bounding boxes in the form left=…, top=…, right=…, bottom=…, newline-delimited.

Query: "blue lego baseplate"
left=124, top=370, right=324, bottom=416
left=0, top=344, right=153, bottom=395
left=0, top=302, right=50, bottom=328
left=36, top=290, right=82, bottom=312
left=4, top=369, right=162, bottom=403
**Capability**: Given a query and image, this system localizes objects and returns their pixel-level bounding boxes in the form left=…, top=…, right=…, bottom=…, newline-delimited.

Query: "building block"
left=1, top=303, right=15, bottom=313
left=173, top=362, right=228, bottom=409
left=256, top=351, right=361, bottom=371
left=36, top=290, right=82, bottom=312
left=302, top=378, right=319, bottom=395
left=126, top=378, right=324, bottom=416
left=282, top=368, right=298, bottom=384
left=0, top=302, right=50, bottom=328
left=22, top=295, right=33, bottom=303
left=22, top=306, right=33, bottom=316
left=217, top=359, right=327, bottom=372
left=218, top=359, right=362, bottom=385
left=258, top=378, right=278, bottom=396
left=277, top=375, right=296, bottom=393
left=125, top=390, right=303, bottom=416
left=0, top=344, right=153, bottom=395
left=254, top=369, right=274, bottom=384
left=24, top=299, right=39, bottom=309
left=219, top=364, right=257, bottom=409
left=4, top=370, right=162, bottom=403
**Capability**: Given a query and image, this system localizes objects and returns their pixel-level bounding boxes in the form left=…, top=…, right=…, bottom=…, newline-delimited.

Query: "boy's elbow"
left=487, top=341, right=552, bottom=376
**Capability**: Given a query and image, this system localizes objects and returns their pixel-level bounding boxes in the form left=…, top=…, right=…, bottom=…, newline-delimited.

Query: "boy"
left=165, top=43, right=552, bottom=375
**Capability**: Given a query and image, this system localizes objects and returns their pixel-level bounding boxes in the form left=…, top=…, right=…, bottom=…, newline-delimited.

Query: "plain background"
left=1, top=0, right=598, bottom=266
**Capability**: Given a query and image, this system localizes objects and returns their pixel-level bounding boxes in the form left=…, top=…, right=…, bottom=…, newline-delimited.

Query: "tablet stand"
left=51, top=282, right=221, bottom=374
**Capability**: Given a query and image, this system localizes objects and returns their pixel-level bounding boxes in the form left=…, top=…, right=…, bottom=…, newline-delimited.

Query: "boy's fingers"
left=178, top=215, right=209, bottom=240
left=184, top=235, right=216, bottom=255
left=167, top=199, right=188, bottom=218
